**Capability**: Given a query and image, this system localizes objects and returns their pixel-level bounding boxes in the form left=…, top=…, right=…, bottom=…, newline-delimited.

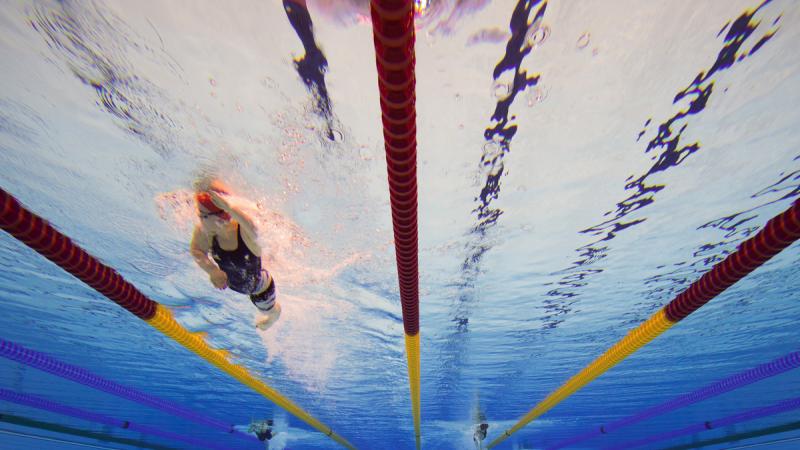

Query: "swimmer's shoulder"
left=235, top=220, right=262, bottom=255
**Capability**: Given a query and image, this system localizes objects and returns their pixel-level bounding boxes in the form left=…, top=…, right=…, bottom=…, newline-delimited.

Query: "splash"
left=258, top=292, right=354, bottom=393
left=428, top=418, right=555, bottom=449
left=156, top=188, right=367, bottom=391
left=154, top=190, right=197, bottom=233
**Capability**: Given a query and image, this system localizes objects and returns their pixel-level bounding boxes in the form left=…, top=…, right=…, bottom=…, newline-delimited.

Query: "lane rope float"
left=369, top=1, right=422, bottom=448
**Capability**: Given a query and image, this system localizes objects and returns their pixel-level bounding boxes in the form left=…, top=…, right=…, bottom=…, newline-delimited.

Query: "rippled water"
left=1, top=0, right=799, bottom=449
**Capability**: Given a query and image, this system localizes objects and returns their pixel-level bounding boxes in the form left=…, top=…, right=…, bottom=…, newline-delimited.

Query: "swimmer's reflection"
left=190, top=180, right=281, bottom=330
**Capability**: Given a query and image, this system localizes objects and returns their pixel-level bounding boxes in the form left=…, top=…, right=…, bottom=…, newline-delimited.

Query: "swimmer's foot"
left=255, top=303, right=282, bottom=331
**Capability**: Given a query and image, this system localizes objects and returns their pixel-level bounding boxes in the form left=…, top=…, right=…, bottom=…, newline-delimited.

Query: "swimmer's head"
left=195, top=192, right=231, bottom=225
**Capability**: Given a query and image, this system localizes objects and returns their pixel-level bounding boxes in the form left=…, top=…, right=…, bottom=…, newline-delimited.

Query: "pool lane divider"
left=548, top=350, right=800, bottom=449
left=488, top=198, right=800, bottom=448
left=660, top=419, right=800, bottom=450
left=606, top=396, right=800, bottom=450
left=0, top=188, right=356, bottom=450
left=0, top=429, right=132, bottom=450
left=0, top=389, right=228, bottom=450
left=0, top=412, right=180, bottom=450
left=0, top=338, right=257, bottom=443
left=369, top=1, right=421, bottom=448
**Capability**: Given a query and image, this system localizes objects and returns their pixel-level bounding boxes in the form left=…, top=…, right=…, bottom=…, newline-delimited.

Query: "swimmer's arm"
left=207, top=191, right=259, bottom=241
left=190, top=226, right=219, bottom=275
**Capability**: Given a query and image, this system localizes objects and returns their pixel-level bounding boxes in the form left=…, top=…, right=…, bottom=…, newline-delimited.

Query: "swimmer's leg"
left=255, top=302, right=281, bottom=331
left=251, top=280, right=280, bottom=331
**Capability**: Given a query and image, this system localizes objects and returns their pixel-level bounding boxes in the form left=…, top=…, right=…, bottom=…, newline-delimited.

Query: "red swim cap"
left=195, top=192, right=224, bottom=213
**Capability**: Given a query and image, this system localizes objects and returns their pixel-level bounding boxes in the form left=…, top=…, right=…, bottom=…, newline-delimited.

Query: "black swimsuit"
left=211, top=224, right=276, bottom=311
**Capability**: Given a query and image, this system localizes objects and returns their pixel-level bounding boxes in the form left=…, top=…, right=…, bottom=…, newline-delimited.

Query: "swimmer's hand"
left=207, top=179, right=231, bottom=194
left=210, top=269, right=228, bottom=290
left=206, top=189, right=226, bottom=208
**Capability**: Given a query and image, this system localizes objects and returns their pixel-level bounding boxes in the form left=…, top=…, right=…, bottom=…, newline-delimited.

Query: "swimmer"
left=190, top=180, right=281, bottom=330
left=249, top=419, right=274, bottom=442
left=473, top=422, right=488, bottom=449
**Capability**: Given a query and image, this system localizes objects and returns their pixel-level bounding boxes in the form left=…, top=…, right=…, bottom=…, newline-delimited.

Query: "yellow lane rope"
left=488, top=310, right=674, bottom=448
left=405, top=333, right=422, bottom=450
left=147, top=305, right=356, bottom=450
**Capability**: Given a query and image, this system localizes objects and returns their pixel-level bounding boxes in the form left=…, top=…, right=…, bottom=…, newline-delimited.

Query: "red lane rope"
left=665, top=198, right=800, bottom=322
left=0, top=189, right=157, bottom=320
left=370, top=0, right=419, bottom=336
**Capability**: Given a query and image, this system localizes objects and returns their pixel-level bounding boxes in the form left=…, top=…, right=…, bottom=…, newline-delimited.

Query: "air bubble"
left=492, top=81, right=512, bottom=99
left=329, top=128, right=344, bottom=142
left=526, top=86, right=548, bottom=107
left=525, top=24, right=550, bottom=49
left=261, top=77, right=277, bottom=89
left=482, top=142, right=504, bottom=164
left=577, top=32, right=590, bottom=49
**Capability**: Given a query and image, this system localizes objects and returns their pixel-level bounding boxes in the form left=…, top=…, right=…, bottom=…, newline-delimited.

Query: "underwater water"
left=1, top=0, right=799, bottom=449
